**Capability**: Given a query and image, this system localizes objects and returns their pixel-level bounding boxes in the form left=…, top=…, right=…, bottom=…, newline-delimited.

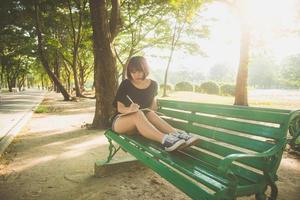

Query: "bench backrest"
left=157, top=99, right=294, bottom=183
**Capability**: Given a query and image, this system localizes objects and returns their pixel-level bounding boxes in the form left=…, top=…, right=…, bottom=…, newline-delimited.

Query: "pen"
left=126, top=95, right=134, bottom=104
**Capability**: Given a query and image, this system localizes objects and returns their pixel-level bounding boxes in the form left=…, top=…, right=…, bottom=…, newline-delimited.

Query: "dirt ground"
left=0, top=92, right=299, bottom=200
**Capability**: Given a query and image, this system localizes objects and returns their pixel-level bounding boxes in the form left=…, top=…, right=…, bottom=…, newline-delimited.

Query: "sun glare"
left=237, top=0, right=299, bottom=61
left=201, top=0, right=299, bottom=65
left=238, top=0, right=296, bottom=32
left=147, top=0, right=299, bottom=76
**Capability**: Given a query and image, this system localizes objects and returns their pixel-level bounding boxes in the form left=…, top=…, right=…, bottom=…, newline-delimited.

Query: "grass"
left=159, top=89, right=300, bottom=110
left=34, top=105, right=49, bottom=113
left=0, top=89, right=11, bottom=93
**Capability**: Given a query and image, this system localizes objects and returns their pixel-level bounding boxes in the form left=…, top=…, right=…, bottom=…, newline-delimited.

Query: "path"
left=0, top=89, right=46, bottom=155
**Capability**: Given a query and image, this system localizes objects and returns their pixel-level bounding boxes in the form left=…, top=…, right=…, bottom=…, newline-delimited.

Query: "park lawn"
left=162, top=90, right=300, bottom=110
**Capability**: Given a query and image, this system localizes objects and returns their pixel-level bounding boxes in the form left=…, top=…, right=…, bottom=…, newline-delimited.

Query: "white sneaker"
left=162, top=135, right=186, bottom=152
left=172, top=131, right=200, bottom=149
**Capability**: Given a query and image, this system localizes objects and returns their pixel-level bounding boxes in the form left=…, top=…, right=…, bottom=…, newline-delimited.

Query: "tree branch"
left=110, top=0, right=120, bottom=40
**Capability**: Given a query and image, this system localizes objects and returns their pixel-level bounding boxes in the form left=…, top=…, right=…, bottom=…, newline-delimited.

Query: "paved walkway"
left=0, top=89, right=46, bottom=155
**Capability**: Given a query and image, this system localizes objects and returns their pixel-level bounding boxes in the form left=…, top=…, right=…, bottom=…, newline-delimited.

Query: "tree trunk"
left=163, top=21, right=182, bottom=97
left=41, top=74, right=44, bottom=89
left=0, top=65, right=4, bottom=89
left=7, top=72, right=17, bottom=92
left=79, top=64, right=85, bottom=91
left=163, top=48, right=174, bottom=97
left=34, top=0, right=70, bottom=101
left=54, top=51, right=61, bottom=93
left=7, top=76, right=12, bottom=92
left=163, top=44, right=175, bottom=97
left=89, top=0, right=119, bottom=128
left=67, top=73, right=71, bottom=93
left=71, top=55, right=82, bottom=96
left=17, top=75, right=25, bottom=91
left=234, top=24, right=250, bottom=106
left=67, top=0, right=85, bottom=97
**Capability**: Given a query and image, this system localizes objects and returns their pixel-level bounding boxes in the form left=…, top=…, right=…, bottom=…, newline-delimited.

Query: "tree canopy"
left=0, top=0, right=299, bottom=111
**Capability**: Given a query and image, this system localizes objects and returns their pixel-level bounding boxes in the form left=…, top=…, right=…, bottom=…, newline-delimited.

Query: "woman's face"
left=130, top=70, right=145, bottom=81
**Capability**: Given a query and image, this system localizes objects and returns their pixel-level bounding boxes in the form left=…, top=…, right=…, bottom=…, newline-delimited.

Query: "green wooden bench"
left=103, top=99, right=300, bottom=200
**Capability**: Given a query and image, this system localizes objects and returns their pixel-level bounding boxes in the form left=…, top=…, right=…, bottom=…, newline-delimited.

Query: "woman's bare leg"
left=113, top=110, right=165, bottom=143
left=145, top=111, right=176, bottom=134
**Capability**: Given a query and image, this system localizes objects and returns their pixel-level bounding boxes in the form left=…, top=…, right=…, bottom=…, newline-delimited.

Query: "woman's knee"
left=113, top=118, right=137, bottom=134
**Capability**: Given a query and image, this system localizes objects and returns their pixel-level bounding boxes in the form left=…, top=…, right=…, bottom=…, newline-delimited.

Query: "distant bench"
left=103, top=99, right=300, bottom=200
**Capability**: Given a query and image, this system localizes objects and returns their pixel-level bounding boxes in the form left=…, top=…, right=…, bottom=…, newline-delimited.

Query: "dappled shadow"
left=0, top=126, right=114, bottom=200
left=45, top=107, right=95, bottom=115
left=40, top=98, right=96, bottom=115
left=13, top=128, right=105, bottom=156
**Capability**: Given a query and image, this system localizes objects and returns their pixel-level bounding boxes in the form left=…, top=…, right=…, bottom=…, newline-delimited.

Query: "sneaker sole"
left=164, top=140, right=186, bottom=152
left=179, top=137, right=201, bottom=150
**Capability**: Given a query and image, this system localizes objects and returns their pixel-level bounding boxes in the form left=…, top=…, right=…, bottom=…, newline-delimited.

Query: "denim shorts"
left=111, top=110, right=152, bottom=131
left=111, top=114, right=121, bottom=131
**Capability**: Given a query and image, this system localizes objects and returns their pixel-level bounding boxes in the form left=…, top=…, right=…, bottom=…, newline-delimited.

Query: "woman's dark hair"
left=126, top=56, right=149, bottom=80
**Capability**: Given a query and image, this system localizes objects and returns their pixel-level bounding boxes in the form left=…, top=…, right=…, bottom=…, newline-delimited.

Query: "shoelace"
left=173, top=131, right=191, bottom=140
left=166, top=135, right=179, bottom=143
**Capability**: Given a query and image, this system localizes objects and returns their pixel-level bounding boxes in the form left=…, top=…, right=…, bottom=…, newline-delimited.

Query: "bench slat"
left=194, top=139, right=265, bottom=170
left=182, top=147, right=264, bottom=184
left=125, top=133, right=264, bottom=186
left=158, top=100, right=289, bottom=124
left=164, top=118, right=274, bottom=153
left=159, top=99, right=291, bottom=113
left=160, top=108, right=284, bottom=140
left=125, top=134, right=226, bottom=192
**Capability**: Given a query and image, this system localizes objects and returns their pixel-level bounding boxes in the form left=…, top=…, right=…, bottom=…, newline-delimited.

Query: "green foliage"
left=198, top=81, right=219, bottom=94
left=248, top=55, right=279, bottom=88
left=280, top=54, right=300, bottom=88
left=195, top=85, right=201, bottom=93
left=209, top=64, right=235, bottom=82
left=220, top=84, right=235, bottom=96
left=175, top=81, right=193, bottom=91
left=0, top=0, right=92, bottom=92
left=115, top=0, right=208, bottom=79
left=34, top=105, right=49, bottom=113
left=160, top=83, right=172, bottom=91
left=0, top=0, right=37, bottom=89
left=167, top=0, right=205, bottom=23
left=152, top=69, right=205, bottom=85
left=114, top=0, right=174, bottom=73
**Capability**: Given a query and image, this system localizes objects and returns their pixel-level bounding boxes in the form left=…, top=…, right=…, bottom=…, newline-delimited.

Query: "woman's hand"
left=129, top=103, right=140, bottom=112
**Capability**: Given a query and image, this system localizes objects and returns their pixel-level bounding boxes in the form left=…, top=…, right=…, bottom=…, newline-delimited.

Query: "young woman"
left=111, top=56, right=199, bottom=152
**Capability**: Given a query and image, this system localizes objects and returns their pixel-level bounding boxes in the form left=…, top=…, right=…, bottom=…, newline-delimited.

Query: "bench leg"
left=256, top=183, right=277, bottom=200
left=255, top=193, right=266, bottom=200
left=94, top=135, right=144, bottom=177
left=263, top=171, right=278, bottom=200
left=268, top=182, right=278, bottom=200
left=106, top=137, right=121, bottom=163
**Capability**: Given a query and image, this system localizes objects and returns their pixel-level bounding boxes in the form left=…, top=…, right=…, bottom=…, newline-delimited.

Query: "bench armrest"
left=218, top=140, right=287, bottom=175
